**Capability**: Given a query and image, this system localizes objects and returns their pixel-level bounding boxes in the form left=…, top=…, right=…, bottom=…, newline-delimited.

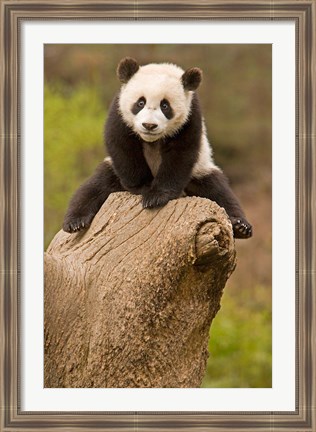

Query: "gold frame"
left=1, top=1, right=315, bottom=430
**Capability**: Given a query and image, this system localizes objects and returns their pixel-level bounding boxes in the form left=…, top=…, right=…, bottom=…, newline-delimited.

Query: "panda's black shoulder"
left=105, top=94, right=124, bottom=131
left=104, top=93, right=138, bottom=143
left=176, top=92, right=203, bottom=139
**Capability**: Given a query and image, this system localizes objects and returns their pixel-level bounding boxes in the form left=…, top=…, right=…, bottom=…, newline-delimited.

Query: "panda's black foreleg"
left=63, top=160, right=125, bottom=233
left=185, top=169, right=252, bottom=239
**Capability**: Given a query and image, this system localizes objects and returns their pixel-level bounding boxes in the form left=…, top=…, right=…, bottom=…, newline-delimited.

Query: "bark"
left=44, top=192, right=236, bottom=388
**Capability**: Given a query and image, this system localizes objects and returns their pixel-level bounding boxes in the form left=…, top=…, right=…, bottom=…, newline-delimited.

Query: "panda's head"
left=117, top=57, right=202, bottom=142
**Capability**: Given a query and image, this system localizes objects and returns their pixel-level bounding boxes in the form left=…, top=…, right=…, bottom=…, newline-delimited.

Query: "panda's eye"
left=131, top=97, right=146, bottom=115
left=160, top=99, right=170, bottom=111
left=160, top=98, right=174, bottom=119
left=137, top=98, right=146, bottom=108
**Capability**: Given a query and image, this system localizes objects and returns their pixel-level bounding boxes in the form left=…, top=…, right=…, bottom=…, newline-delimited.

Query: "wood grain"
left=0, top=0, right=315, bottom=431
left=44, top=193, right=236, bottom=388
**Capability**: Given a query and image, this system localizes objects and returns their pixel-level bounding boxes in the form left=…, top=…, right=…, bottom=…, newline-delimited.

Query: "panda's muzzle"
left=142, top=122, right=158, bottom=131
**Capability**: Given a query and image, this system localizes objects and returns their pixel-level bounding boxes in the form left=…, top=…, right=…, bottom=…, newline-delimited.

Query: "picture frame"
left=0, top=1, right=315, bottom=431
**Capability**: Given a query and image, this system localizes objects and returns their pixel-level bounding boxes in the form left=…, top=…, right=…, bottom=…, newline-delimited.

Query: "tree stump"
left=44, top=192, right=236, bottom=388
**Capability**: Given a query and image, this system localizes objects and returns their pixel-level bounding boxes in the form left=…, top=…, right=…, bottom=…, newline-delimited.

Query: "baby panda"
left=63, top=57, right=252, bottom=239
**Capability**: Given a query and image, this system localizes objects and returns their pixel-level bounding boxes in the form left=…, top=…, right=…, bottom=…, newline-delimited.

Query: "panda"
left=63, top=57, right=252, bottom=239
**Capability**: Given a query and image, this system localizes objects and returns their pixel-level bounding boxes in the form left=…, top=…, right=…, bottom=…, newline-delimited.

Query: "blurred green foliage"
left=44, top=84, right=105, bottom=244
left=201, top=291, right=272, bottom=388
left=44, top=44, right=272, bottom=388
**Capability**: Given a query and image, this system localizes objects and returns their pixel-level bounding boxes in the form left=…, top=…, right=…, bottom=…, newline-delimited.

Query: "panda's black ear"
left=181, top=67, right=203, bottom=91
left=117, top=57, right=139, bottom=83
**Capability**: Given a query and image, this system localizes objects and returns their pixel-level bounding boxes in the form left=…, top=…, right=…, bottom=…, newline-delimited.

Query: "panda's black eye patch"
left=137, top=99, right=145, bottom=108
left=160, top=99, right=174, bottom=119
left=131, top=97, right=146, bottom=115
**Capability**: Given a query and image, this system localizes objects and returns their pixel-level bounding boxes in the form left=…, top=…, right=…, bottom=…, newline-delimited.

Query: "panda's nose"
left=142, top=122, right=158, bottom=131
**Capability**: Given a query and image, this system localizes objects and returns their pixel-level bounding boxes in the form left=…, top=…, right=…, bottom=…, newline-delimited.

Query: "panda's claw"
left=231, top=217, right=253, bottom=239
left=63, top=213, right=95, bottom=234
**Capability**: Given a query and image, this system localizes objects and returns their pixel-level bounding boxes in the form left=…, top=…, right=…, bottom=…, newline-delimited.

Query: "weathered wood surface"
left=44, top=192, right=236, bottom=388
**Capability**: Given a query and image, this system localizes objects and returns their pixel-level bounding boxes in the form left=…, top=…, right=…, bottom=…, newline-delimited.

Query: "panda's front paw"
left=231, top=217, right=253, bottom=239
left=142, top=189, right=173, bottom=209
left=63, top=213, right=95, bottom=233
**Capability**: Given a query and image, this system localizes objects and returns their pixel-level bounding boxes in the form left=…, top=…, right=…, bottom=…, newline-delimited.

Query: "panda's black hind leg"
left=63, top=160, right=124, bottom=233
left=185, top=169, right=253, bottom=239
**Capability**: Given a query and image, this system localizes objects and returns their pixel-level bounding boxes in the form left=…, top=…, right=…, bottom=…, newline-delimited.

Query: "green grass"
left=201, top=291, right=272, bottom=388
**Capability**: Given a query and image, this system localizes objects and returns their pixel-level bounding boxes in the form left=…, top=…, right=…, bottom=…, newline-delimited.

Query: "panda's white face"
left=118, top=63, right=193, bottom=142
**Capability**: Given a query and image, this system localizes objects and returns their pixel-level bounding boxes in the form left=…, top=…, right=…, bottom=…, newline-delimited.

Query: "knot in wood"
left=194, top=220, right=232, bottom=267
